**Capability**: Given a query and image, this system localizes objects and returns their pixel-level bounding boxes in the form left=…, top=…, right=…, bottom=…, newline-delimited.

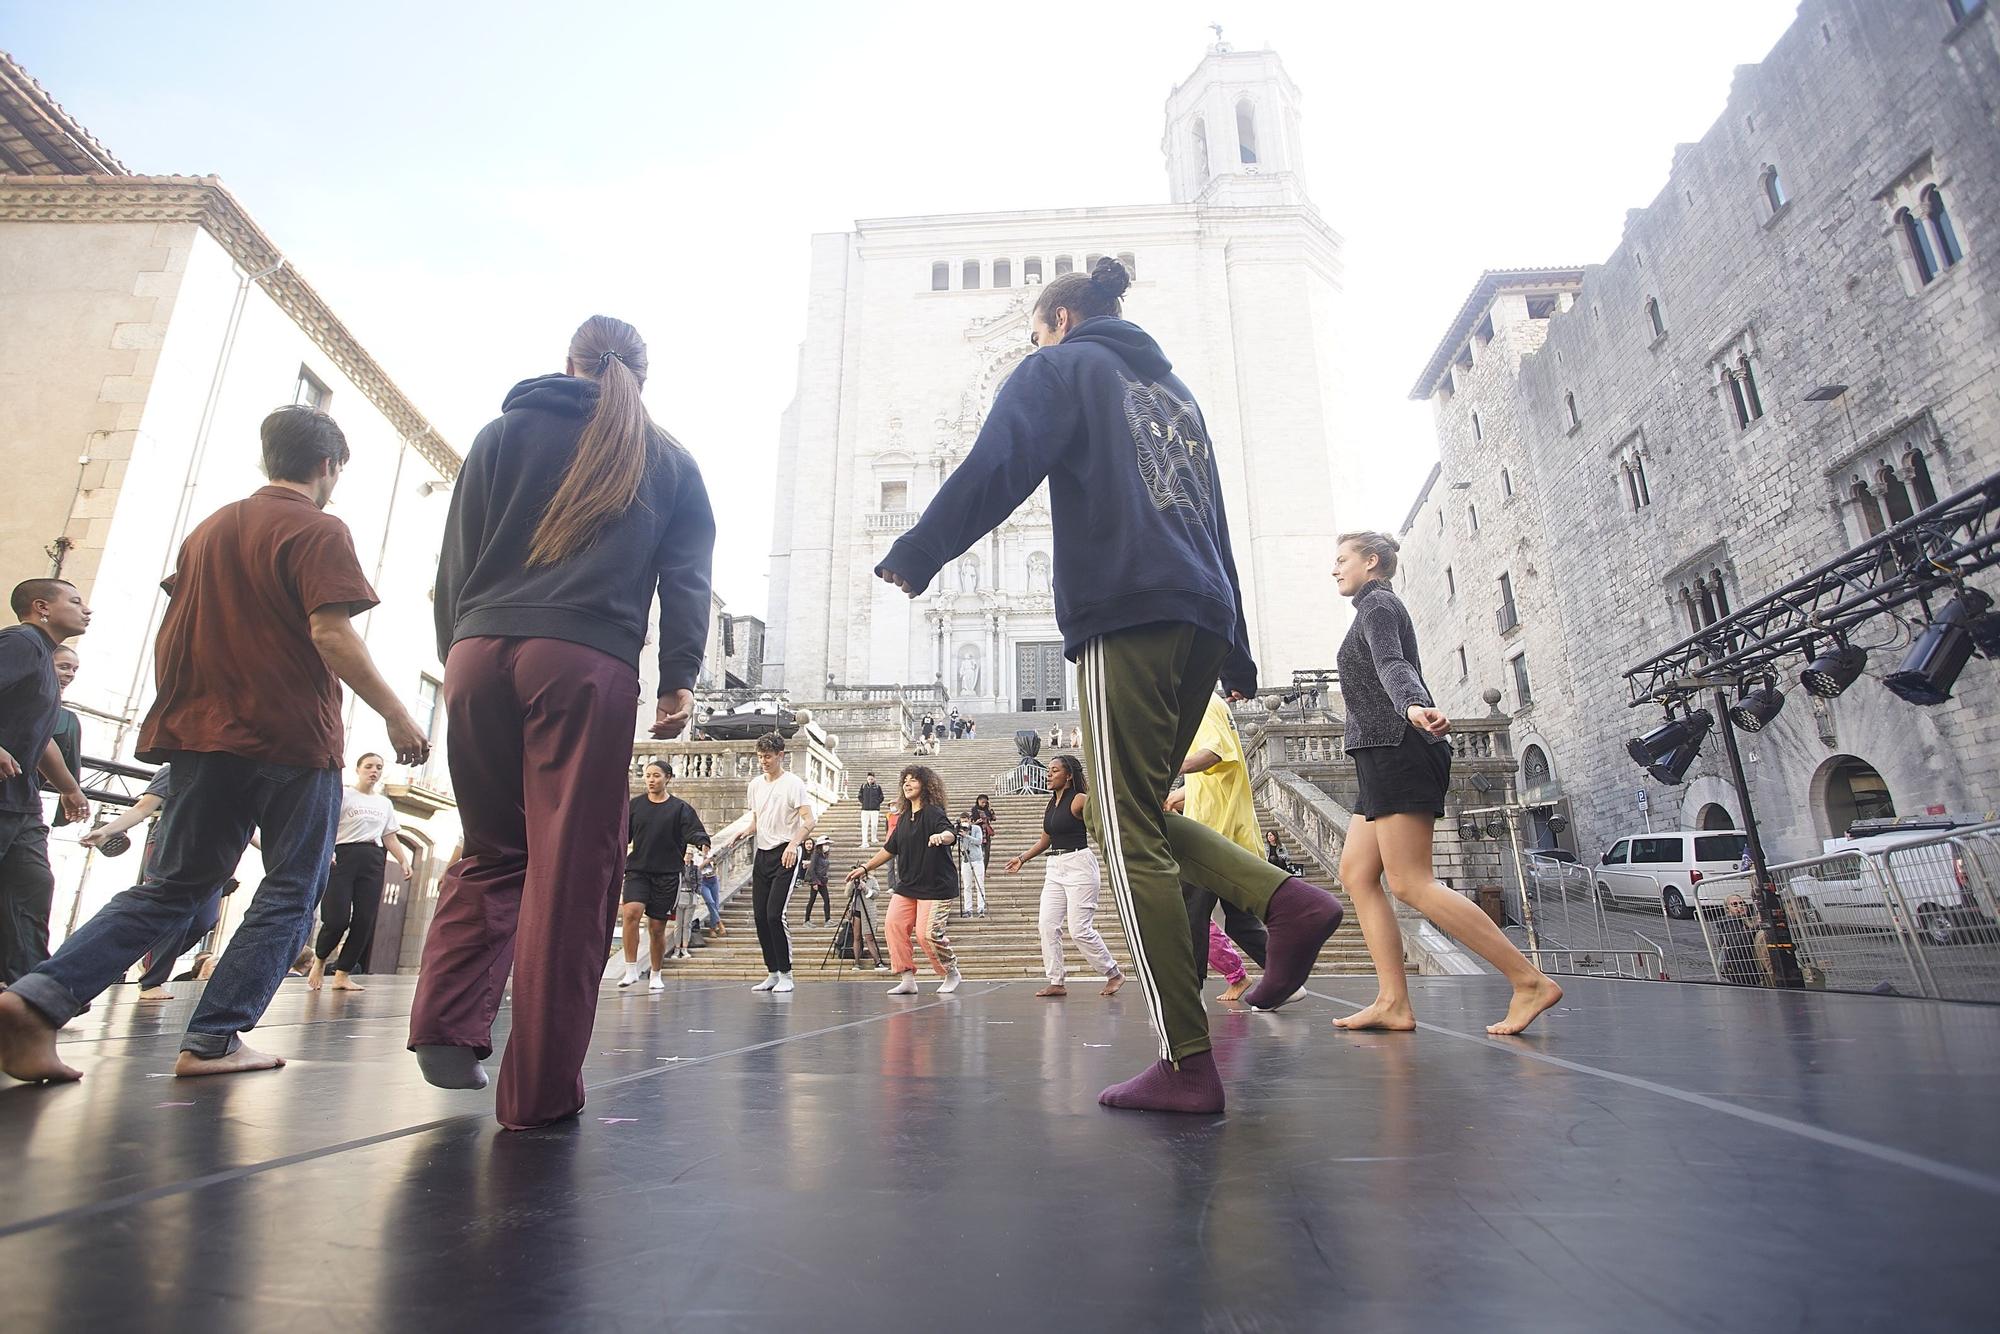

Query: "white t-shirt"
left=335, top=788, right=400, bottom=847
left=747, top=771, right=811, bottom=852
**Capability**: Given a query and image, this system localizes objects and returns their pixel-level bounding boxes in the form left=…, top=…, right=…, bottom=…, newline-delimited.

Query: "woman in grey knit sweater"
left=1328, top=532, right=1562, bottom=1037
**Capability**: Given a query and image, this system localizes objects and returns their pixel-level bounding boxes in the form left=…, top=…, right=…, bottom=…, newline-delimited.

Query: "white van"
left=1595, top=830, right=1750, bottom=919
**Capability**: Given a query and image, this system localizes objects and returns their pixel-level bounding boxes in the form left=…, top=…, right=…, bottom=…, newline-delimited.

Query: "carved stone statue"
left=955, top=651, right=981, bottom=698
left=959, top=554, right=980, bottom=593
left=1028, top=552, right=1051, bottom=596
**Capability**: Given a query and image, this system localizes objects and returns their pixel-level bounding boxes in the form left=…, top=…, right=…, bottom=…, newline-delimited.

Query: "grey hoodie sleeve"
left=1359, top=598, right=1432, bottom=719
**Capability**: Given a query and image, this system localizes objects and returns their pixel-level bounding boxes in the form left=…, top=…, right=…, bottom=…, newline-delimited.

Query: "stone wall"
left=1399, top=0, right=2000, bottom=866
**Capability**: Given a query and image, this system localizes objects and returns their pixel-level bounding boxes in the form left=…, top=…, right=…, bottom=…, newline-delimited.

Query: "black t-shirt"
left=628, top=794, right=705, bottom=874
left=884, top=804, right=959, bottom=900
left=0, top=625, right=59, bottom=815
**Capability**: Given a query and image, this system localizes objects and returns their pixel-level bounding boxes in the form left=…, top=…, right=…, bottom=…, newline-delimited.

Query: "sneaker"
left=675, top=949, right=693, bottom=961
left=773, top=974, right=796, bottom=994
left=752, top=974, right=778, bottom=992
left=618, top=966, right=641, bottom=988
left=648, top=973, right=666, bottom=992
left=938, top=967, right=962, bottom=995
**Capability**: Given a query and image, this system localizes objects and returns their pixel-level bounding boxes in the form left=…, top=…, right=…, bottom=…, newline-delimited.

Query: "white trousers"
left=960, top=853, right=987, bottom=914
left=860, top=809, right=881, bottom=848
left=1038, top=848, right=1119, bottom=985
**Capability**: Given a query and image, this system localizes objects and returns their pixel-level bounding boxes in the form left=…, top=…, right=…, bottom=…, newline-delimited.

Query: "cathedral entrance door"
left=1016, top=642, right=1066, bottom=712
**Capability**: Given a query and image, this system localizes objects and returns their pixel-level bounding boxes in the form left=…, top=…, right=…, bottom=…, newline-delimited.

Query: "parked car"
left=1812, top=820, right=1991, bottom=945
left=1595, top=830, right=1750, bottom=919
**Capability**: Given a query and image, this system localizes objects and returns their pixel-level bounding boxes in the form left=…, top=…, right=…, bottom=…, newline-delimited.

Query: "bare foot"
left=1100, top=974, right=1125, bottom=997
left=137, top=986, right=175, bottom=1001
left=1218, top=979, right=1250, bottom=1003
left=306, top=956, right=325, bottom=991
left=1334, top=997, right=1417, bottom=1031
left=0, top=992, right=82, bottom=1082
left=329, top=972, right=366, bottom=992
left=1035, top=984, right=1068, bottom=998
left=174, top=1043, right=286, bottom=1077
left=1487, top=976, right=1563, bottom=1036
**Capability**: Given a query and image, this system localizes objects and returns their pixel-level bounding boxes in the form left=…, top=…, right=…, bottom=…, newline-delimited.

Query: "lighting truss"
left=1625, top=466, right=2000, bottom=708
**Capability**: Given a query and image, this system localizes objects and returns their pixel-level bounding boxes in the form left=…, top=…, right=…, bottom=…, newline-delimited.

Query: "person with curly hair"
left=848, top=765, right=961, bottom=995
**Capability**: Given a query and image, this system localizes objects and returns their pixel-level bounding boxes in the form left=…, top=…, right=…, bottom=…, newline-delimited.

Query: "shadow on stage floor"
left=2, top=972, right=1996, bottom=1331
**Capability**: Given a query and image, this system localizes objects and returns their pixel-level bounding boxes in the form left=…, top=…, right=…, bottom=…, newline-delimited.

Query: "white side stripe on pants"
left=1084, top=639, right=1172, bottom=1061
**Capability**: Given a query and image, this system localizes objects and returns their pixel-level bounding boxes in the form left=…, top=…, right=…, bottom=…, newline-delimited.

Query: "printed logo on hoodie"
left=1120, top=373, right=1214, bottom=519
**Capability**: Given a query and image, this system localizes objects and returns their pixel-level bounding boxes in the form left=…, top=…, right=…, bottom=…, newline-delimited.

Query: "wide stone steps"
left=653, top=735, right=1382, bottom=979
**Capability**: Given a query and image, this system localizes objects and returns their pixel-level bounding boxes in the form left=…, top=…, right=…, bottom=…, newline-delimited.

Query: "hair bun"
left=1091, top=256, right=1132, bottom=298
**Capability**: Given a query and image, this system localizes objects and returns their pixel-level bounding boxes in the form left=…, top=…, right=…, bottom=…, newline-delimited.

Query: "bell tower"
left=1161, top=33, right=1312, bottom=209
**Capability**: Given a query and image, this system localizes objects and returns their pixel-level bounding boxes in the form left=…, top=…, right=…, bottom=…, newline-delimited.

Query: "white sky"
left=6, top=0, right=1804, bottom=617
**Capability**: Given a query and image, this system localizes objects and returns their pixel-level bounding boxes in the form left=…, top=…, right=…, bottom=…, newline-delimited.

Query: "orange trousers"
left=885, top=894, right=956, bottom=976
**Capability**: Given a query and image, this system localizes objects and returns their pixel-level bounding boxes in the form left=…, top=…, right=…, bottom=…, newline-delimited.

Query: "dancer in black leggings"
left=310, top=753, right=411, bottom=992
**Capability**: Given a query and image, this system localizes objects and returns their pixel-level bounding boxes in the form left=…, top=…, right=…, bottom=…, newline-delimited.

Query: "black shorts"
left=623, top=871, right=680, bottom=920
left=1352, top=726, right=1451, bottom=820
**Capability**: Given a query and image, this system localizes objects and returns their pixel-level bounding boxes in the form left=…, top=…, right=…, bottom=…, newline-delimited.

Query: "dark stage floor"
left=3, top=971, right=1997, bottom=1332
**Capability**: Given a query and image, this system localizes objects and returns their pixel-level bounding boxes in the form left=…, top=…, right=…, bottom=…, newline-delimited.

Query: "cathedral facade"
left=764, top=44, right=1351, bottom=711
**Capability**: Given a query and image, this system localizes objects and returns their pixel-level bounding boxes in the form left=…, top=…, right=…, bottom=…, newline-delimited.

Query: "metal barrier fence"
left=1517, top=856, right=1678, bottom=980
left=1691, top=823, right=2000, bottom=1003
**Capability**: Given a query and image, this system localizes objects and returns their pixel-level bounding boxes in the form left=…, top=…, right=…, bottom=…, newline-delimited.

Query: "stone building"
left=1398, top=0, right=2000, bottom=865
left=764, top=42, right=1351, bottom=712
left=0, top=53, right=465, bottom=969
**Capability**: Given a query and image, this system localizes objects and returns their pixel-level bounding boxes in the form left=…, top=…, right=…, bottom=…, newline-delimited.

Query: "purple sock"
left=1098, top=1049, right=1224, bottom=1113
left=1242, top=877, right=1344, bottom=1011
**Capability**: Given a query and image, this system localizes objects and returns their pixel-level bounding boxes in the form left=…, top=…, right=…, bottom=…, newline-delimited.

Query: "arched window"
left=1054, top=255, right=1074, bottom=276
left=1736, top=354, right=1764, bottom=421
left=1907, top=448, right=1938, bottom=509
left=1924, top=185, right=1963, bottom=267
left=1563, top=391, right=1580, bottom=430
left=1235, top=99, right=1259, bottom=164
left=1117, top=252, right=1136, bottom=280
left=962, top=260, right=981, bottom=290
left=1761, top=165, right=1788, bottom=213
left=993, top=258, right=1012, bottom=288
left=1851, top=478, right=1885, bottom=537
left=1023, top=256, right=1043, bottom=285
left=1193, top=118, right=1210, bottom=178
left=1471, top=411, right=1483, bottom=443
left=1468, top=503, right=1480, bottom=532
left=1712, top=571, right=1731, bottom=619
left=1501, top=467, right=1514, bottom=498
left=931, top=261, right=950, bottom=292
left=1901, top=207, right=1940, bottom=285
left=1879, top=464, right=1914, bottom=524
left=1645, top=296, right=1666, bottom=340
left=1085, top=253, right=1103, bottom=271
left=1632, top=453, right=1651, bottom=507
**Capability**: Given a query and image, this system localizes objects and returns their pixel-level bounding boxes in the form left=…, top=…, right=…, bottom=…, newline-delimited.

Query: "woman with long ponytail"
left=412, top=315, right=716, bottom=1130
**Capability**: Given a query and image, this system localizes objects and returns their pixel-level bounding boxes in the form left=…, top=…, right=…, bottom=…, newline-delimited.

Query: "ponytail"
left=528, top=314, right=661, bottom=567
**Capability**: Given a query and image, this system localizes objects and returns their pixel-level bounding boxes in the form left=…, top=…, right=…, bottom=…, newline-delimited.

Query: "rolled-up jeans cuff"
left=5, top=973, right=82, bottom=1029
left=179, top=1030, right=241, bottom=1059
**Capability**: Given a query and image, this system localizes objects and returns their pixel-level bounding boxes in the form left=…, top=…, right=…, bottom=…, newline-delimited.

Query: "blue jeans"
left=698, top=873, right=722, bottom=928
left=9, top=751, right=341, bottom=1057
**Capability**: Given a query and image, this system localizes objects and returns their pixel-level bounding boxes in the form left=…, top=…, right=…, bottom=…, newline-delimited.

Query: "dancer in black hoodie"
left=411, top=315, right=715, bottom=1130
left=875, top=259, right=1345, bottom=1113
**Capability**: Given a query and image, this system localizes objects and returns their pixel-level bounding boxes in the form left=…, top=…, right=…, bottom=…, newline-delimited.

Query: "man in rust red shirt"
left=0, top=407, right=429, bottom=1083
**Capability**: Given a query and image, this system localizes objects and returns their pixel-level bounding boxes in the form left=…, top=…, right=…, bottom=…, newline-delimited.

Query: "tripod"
left=821, top=874, right=888, bottom=974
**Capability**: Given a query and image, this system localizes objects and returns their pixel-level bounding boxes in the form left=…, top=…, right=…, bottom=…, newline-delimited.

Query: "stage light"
left=1627, top=708, right=1713, bottom=785
left=1885, top=591, right=1991, bottom=705
left=1801, top=641, right=1867, bottom=698
left=1484, top=814, right=1507, bottom=838
left=1457, top=817, right=1482, bottom=842
left=1728, top=682, right=1786, bottom=733
left=1546, top=812, right=1570, bottom=835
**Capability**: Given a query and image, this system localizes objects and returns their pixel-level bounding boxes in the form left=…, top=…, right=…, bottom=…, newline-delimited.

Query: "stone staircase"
left=662, top=712, right=1380, bottom=979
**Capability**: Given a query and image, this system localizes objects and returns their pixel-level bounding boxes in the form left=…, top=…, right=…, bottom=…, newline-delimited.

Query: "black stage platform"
left=3, top=973, right=1996, bottom=1332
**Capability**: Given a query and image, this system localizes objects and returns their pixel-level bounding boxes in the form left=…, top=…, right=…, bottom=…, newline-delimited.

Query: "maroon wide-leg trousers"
left=409, top=636, right=636, bottom=1130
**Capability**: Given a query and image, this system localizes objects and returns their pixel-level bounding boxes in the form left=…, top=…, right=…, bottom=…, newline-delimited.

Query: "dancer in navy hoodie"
left=875, top=259, right=1345, bottom=1113
left=412, top=315, right=715, bottom=1130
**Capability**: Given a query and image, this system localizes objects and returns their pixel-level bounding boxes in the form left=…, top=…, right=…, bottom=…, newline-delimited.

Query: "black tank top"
left=1044, top=789, right=1088, bottom=853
